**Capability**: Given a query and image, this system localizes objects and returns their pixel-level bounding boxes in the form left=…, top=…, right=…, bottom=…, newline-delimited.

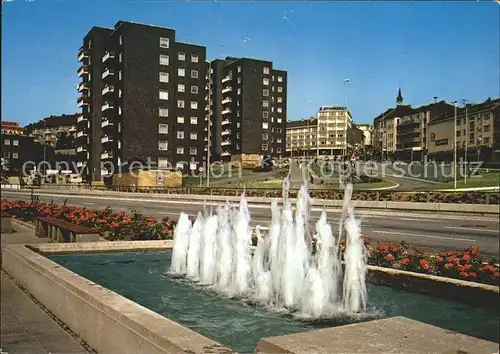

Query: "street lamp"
left=461, top=99, right=468, bottom=184
left=343, top=79, right=350, bottom=161
left=451, top=101, right=458, bottom=189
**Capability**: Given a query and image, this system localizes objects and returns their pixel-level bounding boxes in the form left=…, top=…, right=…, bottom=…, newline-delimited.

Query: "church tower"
left=396, top=87, right=404, bottom=106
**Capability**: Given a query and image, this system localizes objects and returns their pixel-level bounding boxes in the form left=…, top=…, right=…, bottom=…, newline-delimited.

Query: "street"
left=2, top=190, right=499, bottom=259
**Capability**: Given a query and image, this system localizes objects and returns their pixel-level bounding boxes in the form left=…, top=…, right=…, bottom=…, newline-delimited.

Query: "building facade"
left=207, top=57, right=287, bottom=163
left=316, top=106, right=353, bottom=157
left=426, top=98, right=500, bottom=164
left=76, top=21, right=207, bottom=181
left=1, top=121, right=41, bottom=175
left=285, top=118, right=317, bottom=156
left=24, top=114, right=77, bottom=149
left=355, top=124, right=373, bottom=146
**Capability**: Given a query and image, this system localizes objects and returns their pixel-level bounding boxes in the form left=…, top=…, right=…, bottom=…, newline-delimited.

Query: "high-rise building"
left=207, top=57, right=287, bottom=165
left=76, top=21, right=207, bottom=181
left=316, top=106, right=353, bottom=157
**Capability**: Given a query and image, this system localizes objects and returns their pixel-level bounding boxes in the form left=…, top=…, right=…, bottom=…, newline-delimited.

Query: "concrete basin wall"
left=2, top=243, right=232, bottom=354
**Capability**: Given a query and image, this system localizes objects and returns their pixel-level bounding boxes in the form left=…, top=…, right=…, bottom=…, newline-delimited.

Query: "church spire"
left=396, top=87, right=403, bottom=106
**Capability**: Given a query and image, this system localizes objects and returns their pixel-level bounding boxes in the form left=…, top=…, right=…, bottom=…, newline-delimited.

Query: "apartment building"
left=355, top=124, right=373, bottom=146
left=1, top=121, right=39, bottom=173
left=285, top=118, right=317, bottom=156
left=207, top=57, right=287, bottom=163
left=76, top=21, right=206, bottom=181
left=426, top=97, right=500, bottom=164
left=316, top=106, right=353, bottom=157
left=24, top=114, right=77, bottom=149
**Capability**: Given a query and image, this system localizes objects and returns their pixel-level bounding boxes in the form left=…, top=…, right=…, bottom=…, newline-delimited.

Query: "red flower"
left=363, top=235, right=372, bottom=244
left=469, top=246, right=479, bottom=256
left=444, top=263, right=455, bottom=270
left=419, top=259, right=430, bottom=270
left=467, top=272, right=477, bottom=279
left=385, top=253, right=395, bottom=262
left=461, top=253, right=471, bottom=263
left=400, top=258, right=410, bottom=265
left=436, top=257, right=444, bottom=263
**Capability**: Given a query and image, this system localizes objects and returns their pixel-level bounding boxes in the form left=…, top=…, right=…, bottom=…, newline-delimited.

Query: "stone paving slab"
left=1, top=272, right=89, bottom=354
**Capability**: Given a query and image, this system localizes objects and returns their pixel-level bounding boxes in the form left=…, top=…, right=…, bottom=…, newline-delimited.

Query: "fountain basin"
left=3, top=242, right=498, bottom=354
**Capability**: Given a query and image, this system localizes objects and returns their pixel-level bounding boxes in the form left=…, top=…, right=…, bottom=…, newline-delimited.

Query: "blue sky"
left=2, top=0, right=499, bottom=126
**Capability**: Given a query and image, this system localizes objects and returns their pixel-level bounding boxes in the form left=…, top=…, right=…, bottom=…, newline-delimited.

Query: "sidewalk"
left=1, top=221, right=90, bottom=354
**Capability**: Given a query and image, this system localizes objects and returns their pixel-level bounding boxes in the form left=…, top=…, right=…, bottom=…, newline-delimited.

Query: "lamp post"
left=452, top=101, right=458, bottom=189
left=206, top=61, right=211, bottom=188
left=343, top=79, right=350, bottom=161
left=42, top=119, right=47, bottom=184
left=461, top=99, right=468, bottom=184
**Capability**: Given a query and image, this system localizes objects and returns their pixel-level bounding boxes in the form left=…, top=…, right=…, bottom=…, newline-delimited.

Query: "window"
left=12, top=140, right=19, bottom=146
left=456, top=130, right=461, bottom=137
left=159, top=107, right=168, bottom=117
left=484, top=137, right=490, bottom=144
left=277, top=97, right=283, bottom=103
left=158, top=140, right=168, bottom=151
left=263, top=78, right=269, bottom=86
left=119, top=53, right=123, bottom=62
left=278, top=76, right=283, bottom=82
left=12, top=152, right=19, bottom=159
left=190, top=117, right=198, bottom=124
left=263, top=89, right=269, bottom=96
left=178, top=52, right=185, bottom=61
left=4, top=139, right=10, bottom=145
left=119, top=70, right=122, bottom=80
left=484, top=125, right=491, bottom=133
left=262, top=122, right=269, bottom=129
left=277, top=118, right=282, bottom=123
left=177, top=131, right=184, bottom=139
left=263, top=111, right=269, bottom=118
left=191, top=70, right=199, bottom=79
left=157, top=124, right=168, bottom=134
left=262, top=144, right=268, bottom=151
left=237, top=77, right=241, bottom=84
left=177, top=100, right=185, bottom=108
left=191, top=85, right=198, bottom=94
left=178, top=68, right=185, bottom=77
left=3, top=152, right=10, bottom=158
left=190, top=101, right=198, bottom=109
left=159, top=90, right=169, bottom=100
left=177, top=116, right=185, bottom=123
left=118, top=106, right=122, bottom=115
left=277, top=128, right=282, bottom=133
left=118, top=122, right=122, bottom=132
left=177, top=147, right=184, bottom=154
left=190, top=132, right=197, bottom=140
left=277, top=138, right=282, bottom=143
left=190, top=147, right=197, bottom=155
left=119, top=89, right=122, bottom=98
left=159, top=72, right=169, bottom=83
left=160, top=37, right=170, bottom=48
left=158, top=157, right=169, bottom=168
left=262, top=133, right=269, bottom=140
left=160, top=55, right=169, bottom=66
left=119, top=35, right=123, bottom=45
left=263, top=67, right=270, bottom=75
left=191, top=54, right=199, bottom=63
left=263, top=100, right=269, bottom=108
left=237, top=122, right=241, bottom=128
left=277, top=86, right=283, bottom=93
left=276, top=148, right=282, bottom=154
left=237, top=110, right=241, bottom=117
left=277, top=107, right=282, bottom=113
left=237, top=88, right=241, bottom=95
left=177, top=84, right=185, bottom=93
left=237, top=65, right=241, bottom=73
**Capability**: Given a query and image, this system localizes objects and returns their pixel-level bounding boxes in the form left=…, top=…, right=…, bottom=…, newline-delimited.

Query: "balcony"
left=76, top=161, right=87, bottom=168
left=101, top=119, right=113, bottom=128
left=101, top=102, right=114, bottom=112
left=77, top=82, right=88, bottom=92
left=221, top=86, right=232, bottom=94
left=102, top=69, right=115, bottom=79
left=221, top=140, right=231, bottom=146
left=76, top=131, right=87, bottom=138
left=77, top=47, right=89, bottom=62
left=77, top=115, right=87, bottom=123
left=77, top=66, right=89, bottom=77
left=69, top=126, right=77, bottom=132
left=221, top=151, right=231, bottom=157
left=102, top=85, right=114, bottom=95
left=221, top=97, right=232, bottom=105
left=101, top=136, right=113, bottom=144
left=76, top=146, right=87, bottom=153
left=222, top=75, right=232, bottom=84
left=221, top=130, right=231, bottom=136
left=222, top=119, right=231, bottom=125
left=221, top=108, right=232, bottom=115
left=102, top=51, right=115, bottom=63
left=101, top=152, right=113, bottom=160
left=77, top=95, right=89, bottom=107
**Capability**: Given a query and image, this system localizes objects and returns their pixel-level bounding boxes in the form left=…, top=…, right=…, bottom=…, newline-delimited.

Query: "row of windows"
left=3, top=152, right=19, bottom=158
left=159, top=69, right=199, bottom=80
left=3, top=139, right=19, bottom=146
left=158, top=142, right=199, bottom=155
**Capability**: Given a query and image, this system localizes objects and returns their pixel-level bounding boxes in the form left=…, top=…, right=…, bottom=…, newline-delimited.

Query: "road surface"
left=3, top=190, right=498, bottom=259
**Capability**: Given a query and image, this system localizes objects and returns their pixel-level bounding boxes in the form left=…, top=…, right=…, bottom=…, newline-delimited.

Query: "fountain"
left=170, top=176, right=367, bottom=318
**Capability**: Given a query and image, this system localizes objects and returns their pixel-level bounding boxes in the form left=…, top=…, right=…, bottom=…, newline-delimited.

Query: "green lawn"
left=419, top=172, right=500, bottom=190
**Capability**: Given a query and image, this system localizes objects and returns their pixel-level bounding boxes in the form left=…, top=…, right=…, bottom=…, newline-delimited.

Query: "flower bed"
left=1, top=200, right=176, bottom=241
